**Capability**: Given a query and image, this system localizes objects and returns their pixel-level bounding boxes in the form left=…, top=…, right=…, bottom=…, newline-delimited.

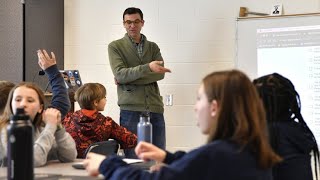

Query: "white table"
left=0, top=158, right=152, bottom=179
left=0, top=159, right=103, bottom=179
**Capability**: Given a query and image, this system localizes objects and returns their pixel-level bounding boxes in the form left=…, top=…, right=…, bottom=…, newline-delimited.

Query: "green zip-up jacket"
left=108, top=34, right=164, bottom=113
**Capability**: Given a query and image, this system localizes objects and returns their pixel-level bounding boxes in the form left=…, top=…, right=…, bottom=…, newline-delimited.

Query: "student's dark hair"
left=0, top=81, right=15, bottom=114
left=254, top=73, right=320, bottom=179
left=123, top=7, right=143, bottom=20
left=0, top=82, right=45, bottom=129
left=204, top=69, right=281, bottom=169
left=75, top=83, right=106, bottom=110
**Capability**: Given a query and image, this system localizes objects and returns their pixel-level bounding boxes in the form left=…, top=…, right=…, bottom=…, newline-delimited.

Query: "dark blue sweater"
left=45, top=64, right=70, bottom=118
left=270, top=121, right=315, bottom=180
left=98, top=140, right=272, bottom=180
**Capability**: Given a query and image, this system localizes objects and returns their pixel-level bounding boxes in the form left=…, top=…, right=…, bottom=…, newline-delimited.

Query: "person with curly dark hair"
left=254, top=73, right=320, bottom=180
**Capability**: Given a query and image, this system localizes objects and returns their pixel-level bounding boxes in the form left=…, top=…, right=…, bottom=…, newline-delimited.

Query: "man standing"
left=108, top=7, right=171, bottom=158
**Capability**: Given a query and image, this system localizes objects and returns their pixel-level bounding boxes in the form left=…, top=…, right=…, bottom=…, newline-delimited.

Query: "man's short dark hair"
left=123, top=7, right=143, bottom=20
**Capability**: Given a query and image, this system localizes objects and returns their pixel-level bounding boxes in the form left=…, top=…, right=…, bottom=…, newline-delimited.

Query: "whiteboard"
left=236, top=13, right=320, bottom=79
left=236, top=14, right=320, bottom=143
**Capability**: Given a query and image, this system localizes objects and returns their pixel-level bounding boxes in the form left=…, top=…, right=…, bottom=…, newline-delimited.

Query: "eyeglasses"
left=123, top=19, right=143, bottom=26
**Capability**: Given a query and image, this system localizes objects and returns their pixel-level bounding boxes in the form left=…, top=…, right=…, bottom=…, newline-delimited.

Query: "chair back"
left=84, top=140, right=119, bottom=157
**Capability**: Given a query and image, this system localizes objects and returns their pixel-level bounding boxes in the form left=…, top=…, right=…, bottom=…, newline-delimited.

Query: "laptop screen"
left=60, top=70, right=83, bottom=93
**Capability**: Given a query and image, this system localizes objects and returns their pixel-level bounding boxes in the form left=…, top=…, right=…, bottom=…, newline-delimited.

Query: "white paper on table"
left=122, top=158, right=144, bottom=164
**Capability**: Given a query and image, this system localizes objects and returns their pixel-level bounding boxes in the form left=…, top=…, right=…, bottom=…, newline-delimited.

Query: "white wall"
left=64, top=0, right=320, bottom=152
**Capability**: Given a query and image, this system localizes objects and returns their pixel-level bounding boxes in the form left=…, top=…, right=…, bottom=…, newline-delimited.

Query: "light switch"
left=165, top=94, right=173, bottom=106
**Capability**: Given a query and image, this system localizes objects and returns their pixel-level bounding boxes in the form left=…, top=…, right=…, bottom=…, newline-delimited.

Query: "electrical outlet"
left=165, top=94, right=173, bottom=106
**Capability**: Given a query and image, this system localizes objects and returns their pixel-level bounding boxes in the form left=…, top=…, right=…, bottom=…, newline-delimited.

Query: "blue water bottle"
left=7, top=108, right=34, bottom=180
left=137, top=112, right=152, bottom=143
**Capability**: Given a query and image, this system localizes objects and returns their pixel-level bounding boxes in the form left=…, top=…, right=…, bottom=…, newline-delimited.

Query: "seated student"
left=83, top=69, right=281, bottom=180
left=0, top=49, right=77, bottom=167
left=0, top=81, right=15, bottom=114
left=63, top=83, right=137, bottom=158
left=253, top=73, right=320, bottom=180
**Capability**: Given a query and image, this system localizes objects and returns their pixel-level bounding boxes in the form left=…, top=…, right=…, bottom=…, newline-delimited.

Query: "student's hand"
left=42, top=108, right=61, bottom=126
left=135, top=141, right=166, bottom=163
left=150, top=162, right=167, bottom=172
left=149, top=61, right=171, bottom=73
left=37, top=49, right=57, bottom=70
left=83, top=153, right=106, bottom=177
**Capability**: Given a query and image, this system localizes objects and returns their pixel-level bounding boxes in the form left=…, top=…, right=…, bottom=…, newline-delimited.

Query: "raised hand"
left=37, top=49, right=56, bottom=70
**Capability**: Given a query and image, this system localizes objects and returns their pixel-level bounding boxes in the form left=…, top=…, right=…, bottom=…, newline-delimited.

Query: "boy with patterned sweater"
left=63, top=83, right=137, bottom=158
